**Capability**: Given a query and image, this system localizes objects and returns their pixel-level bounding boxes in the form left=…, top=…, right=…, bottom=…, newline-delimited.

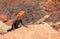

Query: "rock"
left=5, top=20, right=13, bottom=26
left=0, top=23, right=60, bottom=39
left=0, top=21, right=11, bottom=34
left=0, top=15, right=8, bottom=22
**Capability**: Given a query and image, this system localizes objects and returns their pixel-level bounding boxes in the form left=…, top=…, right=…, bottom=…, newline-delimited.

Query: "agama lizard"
left=8, top=11, right=27, bottom=31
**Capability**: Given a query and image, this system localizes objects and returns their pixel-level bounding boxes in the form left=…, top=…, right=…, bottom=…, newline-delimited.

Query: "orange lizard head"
left=16, top=11, right=25, bottom=20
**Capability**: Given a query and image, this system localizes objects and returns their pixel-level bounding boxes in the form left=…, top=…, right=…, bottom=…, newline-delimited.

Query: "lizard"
left=8, top=11, right=27, bottom=32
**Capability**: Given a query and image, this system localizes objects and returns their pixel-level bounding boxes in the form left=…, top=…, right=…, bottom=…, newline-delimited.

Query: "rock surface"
left=0, top=23, right=60, bottom=39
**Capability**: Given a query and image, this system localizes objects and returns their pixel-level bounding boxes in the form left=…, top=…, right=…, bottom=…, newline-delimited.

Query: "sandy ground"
left=0, top=23, right=60, bottom=39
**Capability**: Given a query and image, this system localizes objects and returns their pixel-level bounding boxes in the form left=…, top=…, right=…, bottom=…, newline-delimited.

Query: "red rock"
left=0, top=15, right=8, bottom=22
left=5, top=20, right=13, bottom=26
